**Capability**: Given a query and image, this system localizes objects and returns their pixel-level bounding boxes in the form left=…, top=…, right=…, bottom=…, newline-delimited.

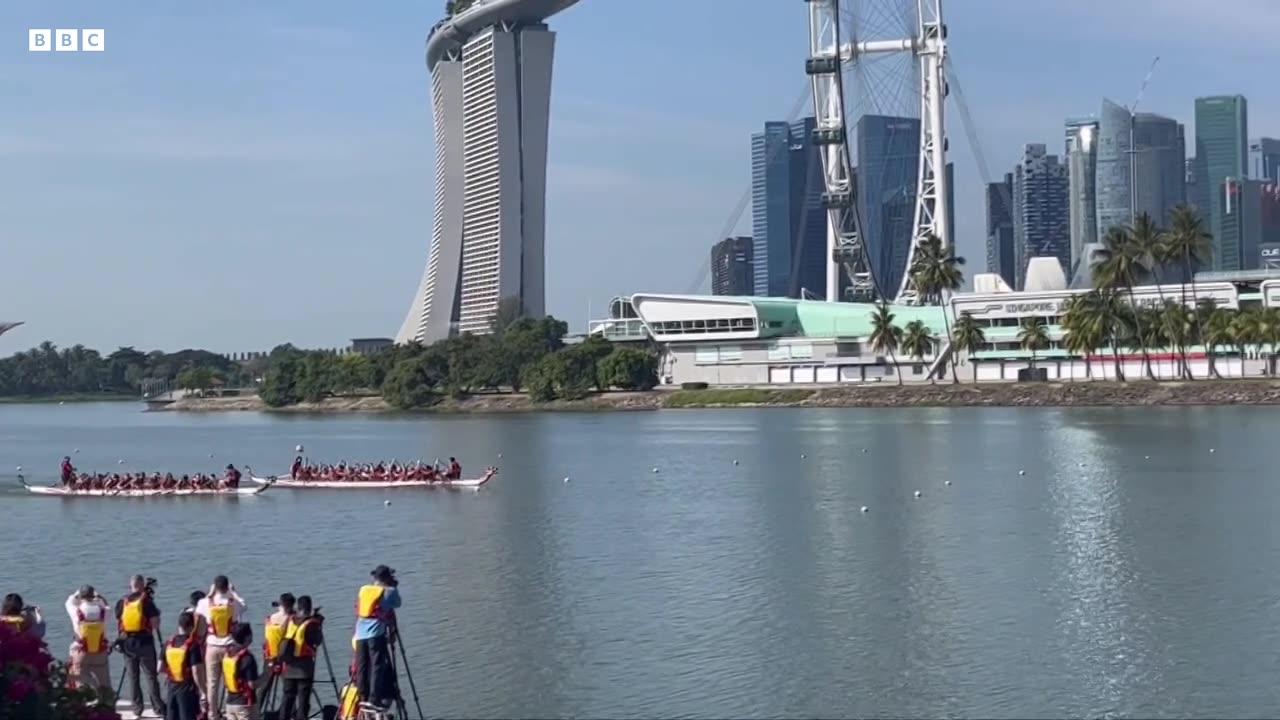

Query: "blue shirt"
left=354, top=585, right=401, bottom=640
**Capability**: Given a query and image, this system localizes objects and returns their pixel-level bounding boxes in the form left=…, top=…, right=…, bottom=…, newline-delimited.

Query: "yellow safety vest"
left=263, top=613, right=291, bottom=660
left=119, top=597, right=147, bottom=633
left=222, top=649, right=249, bottom=695
left=356, top=585, right=385, bottom=619
left=164, top=637, right=193, bottom=682
left=76, top=608, right=107, bottom=654
left=208, top=603, right=234, bottom=638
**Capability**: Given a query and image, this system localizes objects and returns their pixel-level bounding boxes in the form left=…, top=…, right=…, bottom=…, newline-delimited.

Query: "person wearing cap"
left=65, top=585, right=112, bottom=697
left=353, top=565, right=401, bottom=709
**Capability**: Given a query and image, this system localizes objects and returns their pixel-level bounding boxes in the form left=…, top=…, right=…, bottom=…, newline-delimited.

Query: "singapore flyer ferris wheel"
left=805, top=0, right=950, bottom=304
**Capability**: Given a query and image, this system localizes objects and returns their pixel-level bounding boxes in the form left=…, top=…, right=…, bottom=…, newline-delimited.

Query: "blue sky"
left=2, top=0, right=1277, bottom=353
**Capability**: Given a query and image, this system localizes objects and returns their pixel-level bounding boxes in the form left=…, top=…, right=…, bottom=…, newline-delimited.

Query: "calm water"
left=1, top=401, right=1279, bottom=718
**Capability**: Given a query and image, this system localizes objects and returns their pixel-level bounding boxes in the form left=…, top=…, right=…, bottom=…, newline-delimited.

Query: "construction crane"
left=1127, top=56, right=1161, bottom=226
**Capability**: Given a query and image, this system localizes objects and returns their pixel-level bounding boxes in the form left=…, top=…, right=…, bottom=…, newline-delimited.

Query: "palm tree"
left=1061, top=294, right=1104, bottom=380
left=909, top=232, right=966, bottom=381
left=1228, top=307, right=1259, bottom=371
left=869, top=303, right=904, bottom=385
left=1130, top=212, right=1173, bottom=284
left=1166, top=205, right=1215, bottom=352
left=1093, top=225, right=1157, bottom=379
left=1017, top=316, right=1051, bottom=379
left=1159, top=301, right=1195, bottom=379
left=949, top=312, right=986, bottom=382
left=901, top=320, right=937, bottom=383
left=1201, top=307, right=1235, bottom=379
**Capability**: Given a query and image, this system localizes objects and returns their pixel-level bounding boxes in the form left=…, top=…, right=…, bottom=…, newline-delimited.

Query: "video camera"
left=143, top=577, right=158, bottom=597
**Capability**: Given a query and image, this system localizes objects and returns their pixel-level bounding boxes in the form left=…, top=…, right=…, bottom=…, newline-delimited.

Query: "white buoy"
left=800, top=453, right=806, bottom=459
left=118, top=459, right=125, bottom=465
left=384, top=500, right=391, bottom=506
left=1144, top=455, right=1150, bottom=460
left=652, top=467, right=659, bottom=474
left=15, top=465, right=21, bottom=472
left=1209, top=448, right=1216, bottom=453
left=860, top=506, right=869, bottom=513
left=295, top=445, right=304, bottom=453
left=497, top=453, right=502, bottom=459
left=914, top=490, right=922, bottom=498
left=861, top=448, right=867, bottom=453
left=944, top=480, right=952, bottom=486
left=732, top=459, right=739, bottom=465
left=73, top=449, right=79, bottom=454
left=564, top=476, right=570, bottom=483
left=1078, top=462, right=1085, bottom=467
left=1018, top=470, right=1026, bottom=476
left=58, top=401, right=65, bottom=406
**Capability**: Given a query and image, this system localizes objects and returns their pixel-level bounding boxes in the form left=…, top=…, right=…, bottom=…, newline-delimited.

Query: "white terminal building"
left=592, top=260, right=1280, bottom=386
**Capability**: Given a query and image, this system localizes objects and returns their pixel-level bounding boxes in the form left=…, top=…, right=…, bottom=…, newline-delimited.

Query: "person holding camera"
left=278, top=595, right=324, bottom=720
left=65, top=585, right=111, bottom=696
left=115, top=575, right=165, bottom=718
left=0, top=593, right=45, bottom=638
left=162, top=611, right=204, bottom=720
left=222, top=624, right=271, bottom=720
left=196, top=575, right=247, bottom=720
left=354, top=565, right=401, bottom=710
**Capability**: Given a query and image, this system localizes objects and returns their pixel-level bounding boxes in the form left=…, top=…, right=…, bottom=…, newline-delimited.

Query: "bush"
left=599, top=348, right=658, bottom=391
left=381, top=358, right=439, bottom=410
left=680, top=381, right=709, bottom=390
left=0, top=623, right=118, bottom=720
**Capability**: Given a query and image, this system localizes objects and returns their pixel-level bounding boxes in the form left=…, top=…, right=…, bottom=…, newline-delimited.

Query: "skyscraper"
left=751, top=118, right=826, bottom=299
left=1220, top=178, right=1265, bottom=271
left=1194, top=95, right=1249, bottom=269
left=1251, top=138, right=1280, bottom=182
left=711, top=237, right=754, bottom=296
left=398, top=3, right=568, bottom=344
left=1065, top=118, right=1098, bottom=278
left=985, top=173, right=1016, bottom=289
left=1012, top=144, right=1070, bottom=289
left=1095, top=99, right=1187, bottom=239
left=855, top=115, right=922, bottom=295
left=1132, top=113, right=1187, bottom=226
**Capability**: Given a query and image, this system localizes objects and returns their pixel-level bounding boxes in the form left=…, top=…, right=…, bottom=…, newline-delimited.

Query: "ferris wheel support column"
left=805, top=0, right=873, bottom=303
left=898, top=0, right=949, bottom=302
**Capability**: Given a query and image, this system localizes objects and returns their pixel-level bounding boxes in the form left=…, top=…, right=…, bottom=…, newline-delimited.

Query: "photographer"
left=278, top=595, right=324, bottom=720
left=114, top=575, right=165, bottom=718
left=353, top=565, right=401, bottom=710
left=0, top=593, right=45, bottom=638
left=196, top=575, right=247, bottom=720
left=65, top=585, right=111, bottom=696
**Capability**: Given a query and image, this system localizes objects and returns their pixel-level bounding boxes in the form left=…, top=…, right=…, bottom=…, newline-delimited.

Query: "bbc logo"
left=29, top=29, right=105, bottom=52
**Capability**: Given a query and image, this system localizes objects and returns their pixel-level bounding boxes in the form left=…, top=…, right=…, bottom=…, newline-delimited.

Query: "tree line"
left=258, top=312, right=659, bottom=409
left=0, top=343, right=245, bottom=399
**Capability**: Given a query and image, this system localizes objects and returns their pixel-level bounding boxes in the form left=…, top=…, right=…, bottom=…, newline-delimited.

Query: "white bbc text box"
left=29, top=29, right=51, bottom=52
left=55, top=29, right=78, bottom=51
left=82, top=29, right=104, bottom=51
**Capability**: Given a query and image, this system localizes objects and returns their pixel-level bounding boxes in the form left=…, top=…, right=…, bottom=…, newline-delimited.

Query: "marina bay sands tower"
left=397, top=0, right=581, bottom=344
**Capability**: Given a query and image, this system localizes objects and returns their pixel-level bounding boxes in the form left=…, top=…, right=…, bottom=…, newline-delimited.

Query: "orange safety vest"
left=164, top=635, right=195, bottom=683
left=263, top=612, right=291, bottom=661
left=283, top=618, right=317, bottom=659
left=355, top=585, right=386, bottom=619
left=119, top=596, right=148, bottom=634
left=75, top=607, right=108, bottom=654
left=207, top=601, right=234, bottom=638
left=221, top=648, right=251, bottom=698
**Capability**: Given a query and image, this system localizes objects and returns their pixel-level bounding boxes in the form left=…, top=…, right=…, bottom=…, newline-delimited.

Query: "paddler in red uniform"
left=222, top=464, right=242, bottom=490
left=447, top=457, right=462, bottom=480
left=60, top=456, right=76, bottom=486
